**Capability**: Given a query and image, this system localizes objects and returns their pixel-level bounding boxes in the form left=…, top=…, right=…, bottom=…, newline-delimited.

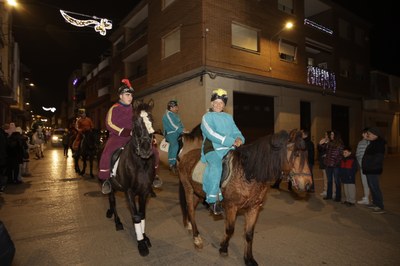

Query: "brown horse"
left=178, top=129, right=312, bottom=266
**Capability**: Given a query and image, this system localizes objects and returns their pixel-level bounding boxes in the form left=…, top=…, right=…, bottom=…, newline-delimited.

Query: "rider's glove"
left=119, top=128, right=131, bottom=137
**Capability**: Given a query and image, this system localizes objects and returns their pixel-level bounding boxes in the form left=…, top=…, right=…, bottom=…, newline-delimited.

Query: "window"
left=339, top=58, right=350, bottom=78
left=162, top=27, right=180, bottom=59
left=162, top=0, right=176, bottom=10
left=231, top=23, right=259, bottom=52
left=278, top=0, right=294, bottom=14
left=355, top=64, right=366, bottom=81
left=338, top=18, right=351, bottom=40
left=354, top=27, right=365, bottom=46
left=279, top=39, right=297, bottom=62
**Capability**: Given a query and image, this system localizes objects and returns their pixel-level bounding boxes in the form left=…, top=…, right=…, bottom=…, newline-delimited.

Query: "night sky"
left=12, top=0, right=397, bottom=116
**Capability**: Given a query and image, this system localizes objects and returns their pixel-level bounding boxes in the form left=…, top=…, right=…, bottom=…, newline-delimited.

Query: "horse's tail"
left=178, top=179, right=189, bottom=227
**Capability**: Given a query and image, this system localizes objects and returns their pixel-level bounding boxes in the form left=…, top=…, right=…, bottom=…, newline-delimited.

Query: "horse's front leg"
left=89, top=155, right=94, bottom=178
left=219, top=204, right=238, bottom=256
left=243, top=207, right=261, bottom=266
left=80, top=156, right=87, bottom=176
left=107, top=191, right=124, bottom=231
left=125, top=189, right=149, bottom=257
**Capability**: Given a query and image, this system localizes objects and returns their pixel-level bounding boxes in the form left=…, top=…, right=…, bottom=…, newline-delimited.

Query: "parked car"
left=51, top=129, right=65, bottom=147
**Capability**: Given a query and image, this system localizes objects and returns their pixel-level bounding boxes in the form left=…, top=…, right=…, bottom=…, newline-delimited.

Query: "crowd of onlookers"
left=0, top=122, right=47, bottom=193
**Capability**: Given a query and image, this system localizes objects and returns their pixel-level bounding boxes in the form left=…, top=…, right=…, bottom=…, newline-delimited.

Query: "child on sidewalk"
left=338, top=146, right=358, bottom=206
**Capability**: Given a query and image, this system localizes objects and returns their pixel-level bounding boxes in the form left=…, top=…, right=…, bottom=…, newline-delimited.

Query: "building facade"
left=77, top=0, right=399, bottom=152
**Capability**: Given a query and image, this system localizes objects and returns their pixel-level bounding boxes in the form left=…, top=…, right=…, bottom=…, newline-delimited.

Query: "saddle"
left=192, top=153, right=233, bottom=189
left=108, top=147, right=125, bottom=191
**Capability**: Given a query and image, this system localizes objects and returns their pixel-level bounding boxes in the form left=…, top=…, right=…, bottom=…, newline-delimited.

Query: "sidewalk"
left=0, top=148, right=399, bottom=265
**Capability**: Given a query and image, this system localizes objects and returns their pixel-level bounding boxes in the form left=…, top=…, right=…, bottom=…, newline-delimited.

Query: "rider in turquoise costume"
left=162, top=100, right=184, bottom=173
left=201, top=88, right=244, bottom=215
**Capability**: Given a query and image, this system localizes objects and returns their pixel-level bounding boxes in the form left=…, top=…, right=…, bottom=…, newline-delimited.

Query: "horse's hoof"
left=244, top=257, right=258, bottom=266
left=219, top=246, right=228, bottom=256
left=137, top=239, right=149, bottom=256
left=116, top=223, right=124, bottom=231
left=143, top=234, right=152, bottom=248
left=106, top=209, right=113, bottom=218
left=194, top=236, right=203, bottom=249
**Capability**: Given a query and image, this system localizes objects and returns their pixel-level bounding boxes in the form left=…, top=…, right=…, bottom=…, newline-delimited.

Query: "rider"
left=200, top=88, right=244, bottom=215
left=98, top=79, right=134, bottom=194
left=73, top=108, right=94, bottom=152
left=162, top=100, right=184, bottom=174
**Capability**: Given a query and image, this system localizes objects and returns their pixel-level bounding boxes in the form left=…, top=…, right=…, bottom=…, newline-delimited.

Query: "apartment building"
left=82, top=0, right=374, bottom=149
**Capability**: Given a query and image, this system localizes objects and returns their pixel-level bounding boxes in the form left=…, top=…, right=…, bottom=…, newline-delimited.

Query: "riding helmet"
left=118, top=78, right=134, bottom=95
left=167, top=100, right=178, bottom=110
left=211, top=88, right=228, bottom=105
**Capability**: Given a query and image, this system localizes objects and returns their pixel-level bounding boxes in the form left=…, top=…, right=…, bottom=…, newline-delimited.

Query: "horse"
left=178, top=128, right=312, bottom=266
left=73, top=129, right=99, bottom=178
left=105, top=99, right=155, bottom=257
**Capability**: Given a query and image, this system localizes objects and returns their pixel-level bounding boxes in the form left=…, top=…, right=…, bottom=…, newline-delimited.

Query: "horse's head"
left=131, top=99, right=155, bottom=159
left=179, top=124, right=203, bottom=160
left=284, top=129, right=313, bottom=192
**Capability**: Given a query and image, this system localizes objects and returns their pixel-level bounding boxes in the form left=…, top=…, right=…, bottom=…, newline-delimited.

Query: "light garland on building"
left=307, top=66, right=336, bottom=94
left=60, top=10, right=112, bottom=36
left=304, top=19, right=333, bottom=35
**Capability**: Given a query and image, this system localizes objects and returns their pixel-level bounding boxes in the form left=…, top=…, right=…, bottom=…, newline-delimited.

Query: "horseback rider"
left=98, top=79, right=134, bottom=194
left=201, top=88, right=245, bottom=215
left=72, top=108, right=94, bottom=152
left=162, top=100, right=184, bottom=174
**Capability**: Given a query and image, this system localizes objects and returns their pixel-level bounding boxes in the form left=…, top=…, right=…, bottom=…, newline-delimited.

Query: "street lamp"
left=268, top=21, right=294, bottom=72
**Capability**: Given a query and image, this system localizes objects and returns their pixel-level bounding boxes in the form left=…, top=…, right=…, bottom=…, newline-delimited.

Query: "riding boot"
left=288, top=180, right=293, bottom=191
left=101, top=179, right=112, bottom=194
left=270, top=178, right=282, bottom=189
left=209, top=201, right=223, bottom=216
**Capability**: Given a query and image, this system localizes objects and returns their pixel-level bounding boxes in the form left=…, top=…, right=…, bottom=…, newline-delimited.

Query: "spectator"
left=362, top=127, right=386, bottom=214
left=339, top=146, right=358, bottom=206
left=322, top=131, right=344, bottom=202
left=317, top=131, right=332, bottom=197
left=356, top=128, right=370, bottom=205
left=302, top=129, right=315, bottom=192
left=0, top=125, right=8, bottom=193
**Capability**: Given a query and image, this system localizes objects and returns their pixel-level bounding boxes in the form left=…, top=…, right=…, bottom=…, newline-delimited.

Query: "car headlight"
left=52, top=136, right=59, bottom=141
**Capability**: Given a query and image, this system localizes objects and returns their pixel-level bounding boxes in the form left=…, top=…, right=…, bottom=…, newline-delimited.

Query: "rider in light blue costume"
left=162, top=100, right=184, bottom=173
left=201, top=88, right=244, bottom=215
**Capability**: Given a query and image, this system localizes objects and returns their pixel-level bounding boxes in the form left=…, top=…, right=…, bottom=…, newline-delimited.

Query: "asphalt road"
left=0, top=145, right=399, bottom=266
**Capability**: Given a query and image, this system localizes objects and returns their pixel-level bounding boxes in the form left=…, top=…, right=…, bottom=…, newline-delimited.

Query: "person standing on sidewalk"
left=162, top=100, right=184, bottom=174
left=339, top=146, right=358, bottom=206
left=362, top=127, right=386, bottom=214
left=317, top=131, right=332, bottom=197
left=0, top=125, right=8, bottom=193
left=322, top=131, right=344, bottom=202
left=356, top=128, right=370, bottom=205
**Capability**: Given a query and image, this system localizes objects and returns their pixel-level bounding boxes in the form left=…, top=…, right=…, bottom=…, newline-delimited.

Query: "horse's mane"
left=182, top=123, right=202, bottom=142
left=234, top=130, right=289, bottom=182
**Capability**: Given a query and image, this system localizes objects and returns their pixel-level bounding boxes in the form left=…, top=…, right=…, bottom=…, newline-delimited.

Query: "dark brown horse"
left=105, top=100, right=155, bottom=257
left=178, top=129, right=312, bottom=266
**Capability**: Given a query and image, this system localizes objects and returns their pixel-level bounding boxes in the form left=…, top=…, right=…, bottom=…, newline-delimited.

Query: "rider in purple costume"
left=98, top=79, right=134, bottom=194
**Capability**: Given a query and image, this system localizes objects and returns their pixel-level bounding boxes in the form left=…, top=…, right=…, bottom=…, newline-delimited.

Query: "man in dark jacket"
left=0, top=126, right=8, bottom=192
left=362, top=127, right=386, bottom=214
left=302, top=129, right=315, bottom=192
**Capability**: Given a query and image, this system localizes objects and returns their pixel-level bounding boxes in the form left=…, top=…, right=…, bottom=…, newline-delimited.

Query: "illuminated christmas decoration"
left=304, top=19, right=333, bottom=35
left=307, top=66, right=336, bottom=94
left=60, top=10, right=112, bottom=36
left=42, top=107, right=57, bottom=112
